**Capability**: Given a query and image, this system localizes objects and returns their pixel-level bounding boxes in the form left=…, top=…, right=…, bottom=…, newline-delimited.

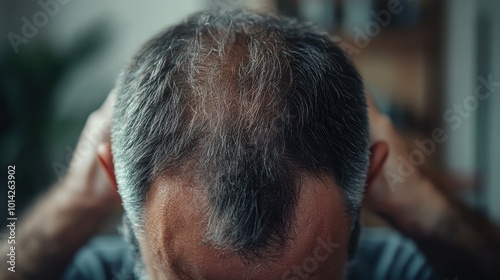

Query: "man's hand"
left=0, top=90, right=122, bottom=280
left=363, top=96, right=447, bottom=235
left=58, top=90, right=121, bottom=215
left=363, top=94, right=500, bottom=279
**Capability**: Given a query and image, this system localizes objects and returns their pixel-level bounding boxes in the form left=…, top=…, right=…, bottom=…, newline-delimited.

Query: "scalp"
left=112, top=9, right=369, bottom=261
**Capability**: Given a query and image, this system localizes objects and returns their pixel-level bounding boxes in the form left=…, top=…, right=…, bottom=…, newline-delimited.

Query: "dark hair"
left=112, top=9, right=369, bottom=258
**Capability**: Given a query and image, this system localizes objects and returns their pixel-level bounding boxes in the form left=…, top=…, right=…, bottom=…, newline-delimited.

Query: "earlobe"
left=365, top=141, right=389, bottom=191
left=97, top=142, right=118, bottom=191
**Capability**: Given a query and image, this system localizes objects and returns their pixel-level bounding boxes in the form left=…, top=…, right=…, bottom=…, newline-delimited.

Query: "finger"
left=366, top=93, right=382, bottom=122
left=93, top=89, right=115, bottom=143
left=98, top=88, right=116, bottom=117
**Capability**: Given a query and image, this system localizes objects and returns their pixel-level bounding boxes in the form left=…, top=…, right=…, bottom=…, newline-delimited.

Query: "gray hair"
left=112, top=9, right=369, bottom=259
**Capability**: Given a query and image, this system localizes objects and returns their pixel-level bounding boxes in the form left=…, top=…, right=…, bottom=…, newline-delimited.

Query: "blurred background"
left=1, top=0, right=499, bottom=226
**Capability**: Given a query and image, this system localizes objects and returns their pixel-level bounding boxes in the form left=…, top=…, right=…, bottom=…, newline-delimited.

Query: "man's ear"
left=97, top=142, right=118, bottom=191
left=365, top=141, right=389, bottom=191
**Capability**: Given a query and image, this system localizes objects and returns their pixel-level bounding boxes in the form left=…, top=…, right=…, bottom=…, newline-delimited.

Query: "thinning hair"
left=112, top=9, right=369, bottom=259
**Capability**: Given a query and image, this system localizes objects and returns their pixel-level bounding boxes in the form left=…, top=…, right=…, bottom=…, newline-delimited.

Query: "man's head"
left=100, top=10, right=387, bottom=279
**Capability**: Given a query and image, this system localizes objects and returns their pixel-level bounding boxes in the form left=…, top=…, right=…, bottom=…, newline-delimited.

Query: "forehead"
left=141, top=174, right=351, bottom=279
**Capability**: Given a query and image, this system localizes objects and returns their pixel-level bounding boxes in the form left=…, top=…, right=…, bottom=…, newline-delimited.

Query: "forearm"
left=0, top=182, right=105, bottom=280
left=388, top=178, right=500, bottom=279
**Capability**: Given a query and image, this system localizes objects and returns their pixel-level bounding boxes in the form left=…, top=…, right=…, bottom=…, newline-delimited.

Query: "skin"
left=364, top=96, right=500, bottom=279
left=2, top=90, right=499, bottom=280
left=105, top=99, right=388, bottom=279
left=0, top=92, right=121, bottom=280
left=0, top=88, right=385, bottom=280
left=140, top=174, right=351, bottom=280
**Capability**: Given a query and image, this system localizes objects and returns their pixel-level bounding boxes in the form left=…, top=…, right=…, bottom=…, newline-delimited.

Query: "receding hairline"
left=142, top=170, right=351, bottom=278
